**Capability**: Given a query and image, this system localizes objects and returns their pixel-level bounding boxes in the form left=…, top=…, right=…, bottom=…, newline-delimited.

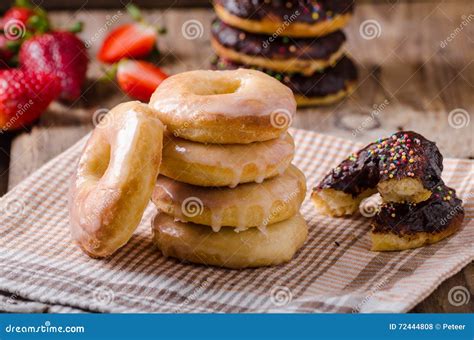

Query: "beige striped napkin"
left=0, top=128, right=472, bottom=313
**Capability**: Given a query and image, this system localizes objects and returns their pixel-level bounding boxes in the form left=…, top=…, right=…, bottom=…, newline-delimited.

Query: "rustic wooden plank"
left=1, top=0, right=420, bottom=11
left=4, top=2, right=473, bottom=312
left=0, top=135, right=12, bottom=195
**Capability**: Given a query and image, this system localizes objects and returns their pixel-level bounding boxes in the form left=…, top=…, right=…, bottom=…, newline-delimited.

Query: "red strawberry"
left=0, top=35, right=16, bottom=67
left=0, top=69, right=60, bottom=131
left=98, top=23, right=156, bottom=63
left=116, top=60, right=168, bottom=101
left=1, top=7, right=34, bottom=30
left=19, top=31, right=89, bottom=101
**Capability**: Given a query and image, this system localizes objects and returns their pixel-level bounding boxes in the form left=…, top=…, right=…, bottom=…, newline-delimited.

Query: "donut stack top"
left=211, top=0, right=358, bottom=106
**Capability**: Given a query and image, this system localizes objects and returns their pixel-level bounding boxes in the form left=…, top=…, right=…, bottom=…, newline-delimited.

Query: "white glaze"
left=162, top=132, right=295, bottom=187
left=152, top=165, right=306, bottom=231
left=150, top=69, right=296, bottom=119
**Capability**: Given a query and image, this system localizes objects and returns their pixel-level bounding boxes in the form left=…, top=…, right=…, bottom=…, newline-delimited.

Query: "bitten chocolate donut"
left=214, top=0, right=354, bottom=38
left=149, top=69, right=296, bottom=144
left=211, top=18, right=346, bottom=75
left=312, top=131, right=444, bottom=217
left=161, top=132, right=294, bottom=188
left=212, top=56, right=357, bottom=106
left=371, top=184, right=464, bottom=251
left=152, top=212, right=308, bottom=269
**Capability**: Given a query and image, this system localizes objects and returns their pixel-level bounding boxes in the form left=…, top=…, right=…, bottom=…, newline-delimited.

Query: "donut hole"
left=86, top=142, right=111, bottom=181
left=193, top=78, right=241, bottom=95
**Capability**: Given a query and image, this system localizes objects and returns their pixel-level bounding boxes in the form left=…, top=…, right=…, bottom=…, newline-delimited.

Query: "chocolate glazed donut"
left=318, top=132, right=443, bottom=195
left=215, top=0, right=355, bottom=37
left=211, top=18, right=346, bottom=74
left=371, top=184, right=464, bottom=251
left=212, top=55, right=358, bottom=106
left=312, top=131, right=444, bottom=216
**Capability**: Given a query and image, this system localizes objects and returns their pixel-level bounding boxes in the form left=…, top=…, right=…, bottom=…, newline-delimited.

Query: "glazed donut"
left=161, top=132, right=294, bottom=187
left=371, top=184, right=464, bottom=251
left=214, top=0, right=354, bottom=38
left=211, top=18, right=346, bottom=75
left=212, top=56, right=357, bottom=107
left=151, top=165, right=306, bottom=232
left=149, top=69, right=296, bottom=144
left=69, top=101, right=164, bottom=258
left=312, top=131, right=443, bottom=217
left=152, top=212, right=308, bottom=269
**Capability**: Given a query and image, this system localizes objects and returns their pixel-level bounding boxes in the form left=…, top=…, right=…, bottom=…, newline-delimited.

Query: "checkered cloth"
left=0, top=128, right=472, bottom=313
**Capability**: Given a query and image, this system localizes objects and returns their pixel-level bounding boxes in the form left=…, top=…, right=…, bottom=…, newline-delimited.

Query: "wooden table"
left=1, top=1, right=472, bottom=312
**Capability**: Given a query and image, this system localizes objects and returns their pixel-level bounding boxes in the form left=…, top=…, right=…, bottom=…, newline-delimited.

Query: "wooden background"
left=0, top=0, right=473, bottom=312
left=0, top=0, right=423, bottom=11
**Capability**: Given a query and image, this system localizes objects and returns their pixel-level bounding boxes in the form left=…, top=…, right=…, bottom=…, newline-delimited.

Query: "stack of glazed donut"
left=312, top=131, right=465, bottom=251
left=148, top=69, right=308, bottom=269
left=69, top=68, right=309, bottom=269
left=211, top=0, right=358, bottom=106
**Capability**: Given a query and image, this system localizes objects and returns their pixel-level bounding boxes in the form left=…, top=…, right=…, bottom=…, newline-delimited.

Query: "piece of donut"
left=212, top=55, right=357, bottom=107
left=371, top=184, right=464, bottom=251
left=151, top=165, right=306, bottom=232
left=152, top=212, right=308, bottom=269
left=161, top=132, right=294, bottom=188
left=312, top=131, right=443, bottom=217
left=211, top=18, right=346, bottom=75
left=149, top=69, right=296, bottom=144
left=69, top=101, right=164, bottom=258
left=214, top=0, right=354, bottom=38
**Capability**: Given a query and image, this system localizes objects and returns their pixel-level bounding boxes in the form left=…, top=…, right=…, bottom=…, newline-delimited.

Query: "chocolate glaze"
left=316, top=131, right=444, bottom=197
left=212, top=18, right=346, bottom=60
left=211, top=55, right=357, bottom=98
left=372, top=184, right=464, bottom=235
left=216, top=0, right=355, bottom=24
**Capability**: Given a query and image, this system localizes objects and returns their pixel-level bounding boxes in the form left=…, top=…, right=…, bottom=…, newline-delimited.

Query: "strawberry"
left=1, top=7, right=34, bottom=29
left=116, top=60, right=168, bottom=101
left=98, top=23, right=156, bottom=63
left=1, top=0, right=50, bottom=34
left=19, top=31, right=89, bottom=101
left=97, top=4, right=163, bottom=64
left=0, top=69, right=60, bottom=131
left=0, top=35, right=16, bottom=67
